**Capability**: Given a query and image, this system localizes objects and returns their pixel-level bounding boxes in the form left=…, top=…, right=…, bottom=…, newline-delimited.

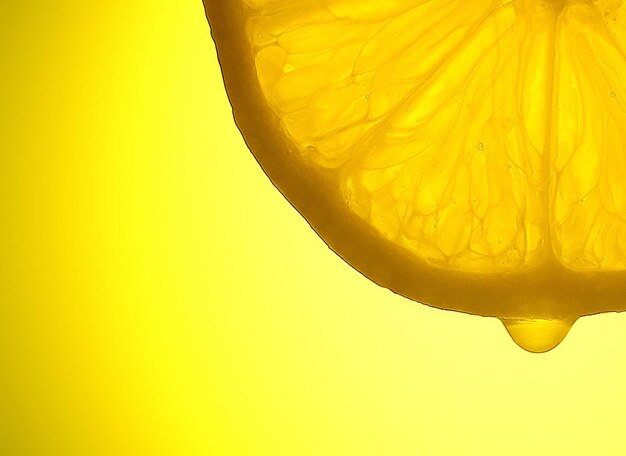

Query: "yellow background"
left=3, top=1, right=626, bottom=454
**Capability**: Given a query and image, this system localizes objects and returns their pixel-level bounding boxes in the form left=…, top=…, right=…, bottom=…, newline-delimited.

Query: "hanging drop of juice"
left=500, top=318, right=575, bottom=353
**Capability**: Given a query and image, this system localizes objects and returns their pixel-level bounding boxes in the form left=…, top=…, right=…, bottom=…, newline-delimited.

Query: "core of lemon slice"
left=205, top=0, right=626, bottom=352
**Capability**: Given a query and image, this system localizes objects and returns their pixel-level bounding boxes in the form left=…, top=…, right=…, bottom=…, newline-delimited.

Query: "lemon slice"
left=205, top=0, right=626, bottom=352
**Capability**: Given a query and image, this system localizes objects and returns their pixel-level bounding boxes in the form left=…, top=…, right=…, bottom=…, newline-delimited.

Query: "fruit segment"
left=554, top=3, right=626, bottom=270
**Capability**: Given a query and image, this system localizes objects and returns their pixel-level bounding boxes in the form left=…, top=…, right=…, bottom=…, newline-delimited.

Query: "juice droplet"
left=500, top=318, right=574, bottom=353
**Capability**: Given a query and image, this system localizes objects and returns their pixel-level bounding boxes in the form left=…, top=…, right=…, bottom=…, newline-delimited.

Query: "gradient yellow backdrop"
left=3, top=1, right=626, bottom=455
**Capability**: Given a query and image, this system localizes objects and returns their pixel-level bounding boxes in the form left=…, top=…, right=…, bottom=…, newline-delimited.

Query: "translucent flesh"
left=247, top=0, right=626, bottom=273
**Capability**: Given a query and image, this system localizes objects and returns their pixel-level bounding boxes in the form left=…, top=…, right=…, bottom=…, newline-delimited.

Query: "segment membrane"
left=554, top=2, right=626, bottom=270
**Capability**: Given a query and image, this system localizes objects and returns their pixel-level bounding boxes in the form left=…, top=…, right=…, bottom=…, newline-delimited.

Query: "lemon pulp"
left=205, top=0, right=626, bottom=351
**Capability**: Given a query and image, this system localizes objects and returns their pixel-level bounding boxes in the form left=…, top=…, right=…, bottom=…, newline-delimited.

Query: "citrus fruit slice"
left=204, top=0, right=626, bottom=352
